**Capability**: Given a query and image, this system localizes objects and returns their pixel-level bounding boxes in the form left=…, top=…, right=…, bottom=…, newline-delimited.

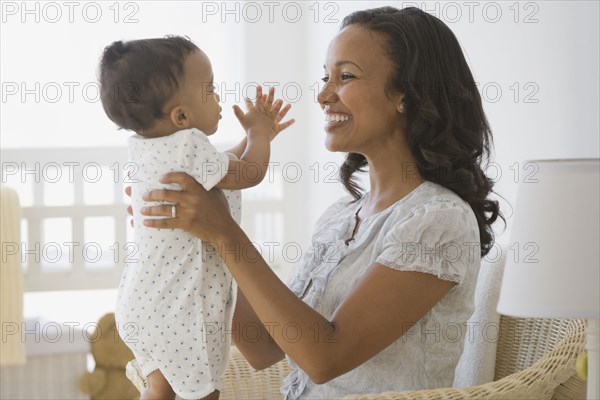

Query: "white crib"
left=1, top=146, right=292, bottom=399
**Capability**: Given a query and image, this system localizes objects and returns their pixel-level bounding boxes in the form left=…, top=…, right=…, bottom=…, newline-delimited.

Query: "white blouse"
left=282, top=181, right=481, bottom=399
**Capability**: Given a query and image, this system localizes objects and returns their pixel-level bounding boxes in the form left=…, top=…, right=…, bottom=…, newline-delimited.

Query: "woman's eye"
left=321, top=73, right=353, bottom=84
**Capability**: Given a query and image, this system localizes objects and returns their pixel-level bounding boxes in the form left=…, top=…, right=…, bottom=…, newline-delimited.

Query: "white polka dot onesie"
left=115, top=128, right=241, bottom=399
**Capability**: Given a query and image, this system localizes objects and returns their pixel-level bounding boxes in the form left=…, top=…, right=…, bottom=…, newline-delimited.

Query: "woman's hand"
left=139, top=172, right=238, bottom=243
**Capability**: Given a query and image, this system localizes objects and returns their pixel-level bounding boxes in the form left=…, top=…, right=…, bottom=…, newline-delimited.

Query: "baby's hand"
left=233, top=86, right=294, bottom=140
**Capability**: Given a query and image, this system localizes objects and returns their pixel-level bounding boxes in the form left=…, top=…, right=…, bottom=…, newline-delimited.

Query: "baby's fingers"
left=265, top=86, right=275, bottom=110
left=243, top=97, right=253, bottom=111
left=233, top=104, right=245, bottom=122
left=275, top=104, right=292, bottom=124
left=271, top=99, right=283, bottom=116
left=278, top=118, right=295, bottom=132
left=255, top=85, right=263, bottom=104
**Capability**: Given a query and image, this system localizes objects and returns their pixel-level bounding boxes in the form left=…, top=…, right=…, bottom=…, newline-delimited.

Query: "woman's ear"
left=396, top=94, right=406, bottom=113
left=170, top=106, right=190, bottom=129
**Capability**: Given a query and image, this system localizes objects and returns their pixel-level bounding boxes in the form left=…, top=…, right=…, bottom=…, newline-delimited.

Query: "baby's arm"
left=216, top=86, right=293, bottom=190
left=224, top=138, right=247, bottom=161
left=217, top=138, right=269, bottom=190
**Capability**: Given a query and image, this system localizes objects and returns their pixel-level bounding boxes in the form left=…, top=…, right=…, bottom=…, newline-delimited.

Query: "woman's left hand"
left=140, top=171, right=238, bottom=243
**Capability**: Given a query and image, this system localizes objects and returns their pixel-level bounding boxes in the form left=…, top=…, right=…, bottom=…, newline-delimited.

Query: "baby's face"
left=175, top=50, right=222, bottom=135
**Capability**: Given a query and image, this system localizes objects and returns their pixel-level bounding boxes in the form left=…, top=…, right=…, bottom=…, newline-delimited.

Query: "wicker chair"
left=127, top=317, right=587, bottom=399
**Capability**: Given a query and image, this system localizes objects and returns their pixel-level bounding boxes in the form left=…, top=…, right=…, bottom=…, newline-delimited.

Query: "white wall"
left=2, top=0, right=599, bottom=261
left=450, top=1, right=600, bottom=242
left=301, top=1, right=600, bottom=246
left=0, top=1, right=245, bottom=148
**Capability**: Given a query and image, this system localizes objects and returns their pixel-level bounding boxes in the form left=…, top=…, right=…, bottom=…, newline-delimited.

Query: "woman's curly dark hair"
left=340, top=7, right=503, bottom=256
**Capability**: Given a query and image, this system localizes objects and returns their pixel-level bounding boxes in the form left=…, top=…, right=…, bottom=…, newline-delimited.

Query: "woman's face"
left=318, top=24, right=405, bottom=154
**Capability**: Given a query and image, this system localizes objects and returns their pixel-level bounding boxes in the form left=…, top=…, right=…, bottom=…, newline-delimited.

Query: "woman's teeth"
left=325, top=114, right=352, bottom=122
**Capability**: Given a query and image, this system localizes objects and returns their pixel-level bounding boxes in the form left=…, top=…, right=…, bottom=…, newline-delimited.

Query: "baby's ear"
left=170, top=106, right=190, bottom=129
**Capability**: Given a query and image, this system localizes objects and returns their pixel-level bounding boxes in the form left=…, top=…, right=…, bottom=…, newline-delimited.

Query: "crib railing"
left=1, top=147, right=289, bottom=292
left=2, top=148, right=130, bottom=291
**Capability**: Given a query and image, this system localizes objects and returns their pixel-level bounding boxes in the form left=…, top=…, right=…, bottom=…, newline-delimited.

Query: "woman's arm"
left=217, top=225, right=455, bottom=383
left=141, top=175, right=455, bottom=383
left=232, top=288, right=285, bottom=369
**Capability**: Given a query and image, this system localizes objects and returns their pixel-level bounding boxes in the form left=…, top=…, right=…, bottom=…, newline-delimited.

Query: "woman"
left=138, top=6, right=501, bottom=399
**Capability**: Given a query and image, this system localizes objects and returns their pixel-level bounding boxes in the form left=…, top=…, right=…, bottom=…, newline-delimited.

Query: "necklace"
left=344, top=206, right=363, bottom=246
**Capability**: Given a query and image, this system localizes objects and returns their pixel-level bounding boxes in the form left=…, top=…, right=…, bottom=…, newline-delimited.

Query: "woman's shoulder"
left=382, top=181, right=479, bottom=242
left=399, top=181, right=474, bottom=217
left=376, top=181, right=481, bottom=283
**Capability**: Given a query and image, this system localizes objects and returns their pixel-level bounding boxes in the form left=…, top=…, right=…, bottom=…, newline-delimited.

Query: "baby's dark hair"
left=98, top=36, right=199, bottom=132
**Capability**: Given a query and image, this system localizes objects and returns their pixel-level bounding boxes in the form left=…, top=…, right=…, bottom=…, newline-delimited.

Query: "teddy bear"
left=79, top=313, right=140, bottom=400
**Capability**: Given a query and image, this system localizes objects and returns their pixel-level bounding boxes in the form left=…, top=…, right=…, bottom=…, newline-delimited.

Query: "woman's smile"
left=324, top=111, right=353, bottom=132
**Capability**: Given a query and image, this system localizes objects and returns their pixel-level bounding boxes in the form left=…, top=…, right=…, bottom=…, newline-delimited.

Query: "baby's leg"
left=142, top=369, right=176, bottom=400
left=200, top=390, right=220, bottom=400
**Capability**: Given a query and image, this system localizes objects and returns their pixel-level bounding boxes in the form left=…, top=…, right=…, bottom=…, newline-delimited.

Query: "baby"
left=98, top=36, right=293, bottom=400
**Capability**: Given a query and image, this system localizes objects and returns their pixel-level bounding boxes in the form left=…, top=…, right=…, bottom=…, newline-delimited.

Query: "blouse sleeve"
left=375, top=201, right=478, bottom=284
left=177, top=129, right=230, bottom=191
